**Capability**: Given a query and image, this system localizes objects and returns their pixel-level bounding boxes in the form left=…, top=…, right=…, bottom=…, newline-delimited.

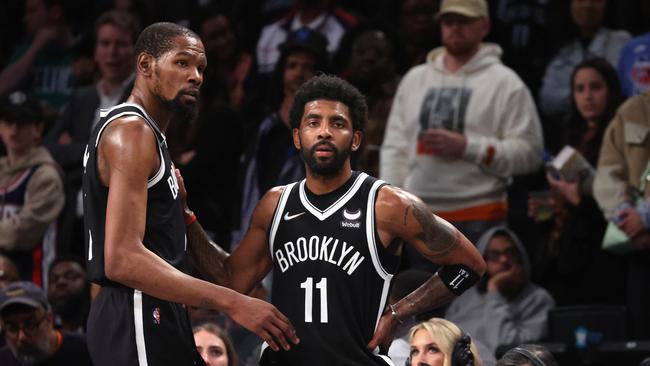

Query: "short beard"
left=165, top=93, right=198, bottom=123
left=300, top=140, right=351, bottom=177
left=152, top=66, right=198, bottom=123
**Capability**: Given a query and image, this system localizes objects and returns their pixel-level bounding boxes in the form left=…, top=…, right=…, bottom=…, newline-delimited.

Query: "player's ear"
left=137, top=53, right=154, bottom=77
left=351, top=130, right=362, bottom=152
left=292, top=128, right=302, bottom=150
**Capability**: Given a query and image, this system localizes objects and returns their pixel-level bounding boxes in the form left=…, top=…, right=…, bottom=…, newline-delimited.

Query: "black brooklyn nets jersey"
left=262, top=171, right=399, bottom=366
left=82, top=103, right=188, bottom=286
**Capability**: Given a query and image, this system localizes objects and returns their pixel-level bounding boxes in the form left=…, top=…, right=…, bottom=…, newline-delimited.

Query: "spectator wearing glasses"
left=445, top=226, right=555, bottom=356
left=0, top=281, right=92, bottom=365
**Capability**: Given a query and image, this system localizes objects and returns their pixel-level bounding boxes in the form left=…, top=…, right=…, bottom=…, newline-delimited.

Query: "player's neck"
left=304, top=165, right=353, bottom=195
left=127, top=90, right=171, bottom=132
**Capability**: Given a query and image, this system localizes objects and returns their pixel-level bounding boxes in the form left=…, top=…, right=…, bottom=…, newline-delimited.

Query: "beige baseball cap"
left=435, top=0, right=489, bottom=20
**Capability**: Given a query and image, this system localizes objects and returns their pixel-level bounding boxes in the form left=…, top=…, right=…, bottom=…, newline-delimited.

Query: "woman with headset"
left=408, top=318, right=483, bottom=366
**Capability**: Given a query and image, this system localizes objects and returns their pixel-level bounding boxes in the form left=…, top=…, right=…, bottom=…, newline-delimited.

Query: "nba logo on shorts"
left=152, top=307, right=161, bottom=325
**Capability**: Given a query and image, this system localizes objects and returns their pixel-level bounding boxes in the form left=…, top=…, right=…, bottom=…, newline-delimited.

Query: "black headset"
left=451, top=331, right=474, bottom=366
left=405, top=328, right=474, bottom=366
left=508, top=347, right=545, bottom=366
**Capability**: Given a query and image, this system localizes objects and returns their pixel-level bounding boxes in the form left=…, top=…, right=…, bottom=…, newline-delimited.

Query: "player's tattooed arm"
left=175, top=169, right=232, bottom=286
left=410, top=198, right=460, bottom=259
left=393, top=192, right=459, bottom=317
left=375, top=186, right=486, bottom=320
left=186, top=219, right=232, bottom=286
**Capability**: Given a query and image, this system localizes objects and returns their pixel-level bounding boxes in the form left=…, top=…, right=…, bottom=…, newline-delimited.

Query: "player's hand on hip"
left=367, top=312, right=397, bottom=354
left=229, top=295, right=300, bottom=351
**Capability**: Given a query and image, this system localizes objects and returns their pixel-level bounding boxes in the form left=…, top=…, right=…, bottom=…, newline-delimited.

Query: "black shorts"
left=87, top=286, right=204, bottom=366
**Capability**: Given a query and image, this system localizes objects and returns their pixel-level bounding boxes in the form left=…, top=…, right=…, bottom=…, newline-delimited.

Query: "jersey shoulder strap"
left=95, top=103, right=165, bottom=148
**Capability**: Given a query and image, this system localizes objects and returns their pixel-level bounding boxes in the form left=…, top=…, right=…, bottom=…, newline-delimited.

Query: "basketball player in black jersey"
left=82, top=23, right=298, bottom=366
left=181, top=75, right=487, bottom=365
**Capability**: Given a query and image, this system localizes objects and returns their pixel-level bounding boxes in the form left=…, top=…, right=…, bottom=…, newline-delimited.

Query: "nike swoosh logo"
left=284, top=212, right=305, bottom=221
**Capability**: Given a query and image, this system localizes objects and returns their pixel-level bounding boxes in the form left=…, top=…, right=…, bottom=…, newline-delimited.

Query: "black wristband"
left=436, top=264, right=480, bottom=296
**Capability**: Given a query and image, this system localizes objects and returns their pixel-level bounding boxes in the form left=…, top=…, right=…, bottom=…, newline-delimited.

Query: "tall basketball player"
left=182, top=75, right=487, bottom=366
left=82, top=22, right=298, bottom=366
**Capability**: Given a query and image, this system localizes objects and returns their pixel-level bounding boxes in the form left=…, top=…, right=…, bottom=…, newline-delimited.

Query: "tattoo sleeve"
left=391, top=274, right=456, bottom=320
left=409, top=199, right=460, bottom=259
left=187, top=220, right=231, bottom=286
left=384, top=198, right=464, bottom=319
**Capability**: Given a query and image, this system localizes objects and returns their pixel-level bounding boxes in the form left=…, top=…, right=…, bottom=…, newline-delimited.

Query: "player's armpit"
left=228, top=186, right=284, bottom=294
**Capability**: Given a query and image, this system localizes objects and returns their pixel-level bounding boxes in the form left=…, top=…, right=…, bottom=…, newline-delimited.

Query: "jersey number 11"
left=300, top=277, right=328, bottom=323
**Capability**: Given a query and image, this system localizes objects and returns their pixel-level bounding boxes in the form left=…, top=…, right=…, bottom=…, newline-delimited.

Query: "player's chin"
left=315, top=154, right=334, bottom=162
left=311, top=161, right=341, bottom=175
left=180, top=94, right=198, bottom=105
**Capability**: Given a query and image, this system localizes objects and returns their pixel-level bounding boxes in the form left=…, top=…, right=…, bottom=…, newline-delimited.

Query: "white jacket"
left=380, top=43, right=543, bottom=212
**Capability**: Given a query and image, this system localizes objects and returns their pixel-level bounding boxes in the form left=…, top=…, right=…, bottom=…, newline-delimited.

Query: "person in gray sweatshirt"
left=445, top=226, right=555, bottom=358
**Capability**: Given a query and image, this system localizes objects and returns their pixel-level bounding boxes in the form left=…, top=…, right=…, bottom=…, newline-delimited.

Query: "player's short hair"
left=134, top=22, right=199, bottom=60
left=289, top=74, right=368, bottom=132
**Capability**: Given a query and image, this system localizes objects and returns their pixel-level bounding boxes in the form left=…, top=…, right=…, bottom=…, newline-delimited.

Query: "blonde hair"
left=408, top=318, right=483, bottom=366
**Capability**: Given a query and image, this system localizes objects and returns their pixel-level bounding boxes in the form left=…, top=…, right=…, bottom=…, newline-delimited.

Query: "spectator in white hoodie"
left=380, top=0, right=543, bottom=270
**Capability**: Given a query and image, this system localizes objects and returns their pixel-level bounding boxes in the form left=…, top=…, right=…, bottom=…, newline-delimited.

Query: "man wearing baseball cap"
left=435, top=0, right=489, bottom=19
left=381, top=0, right=542, bottom=260
left=0, top=91, right=64, bottom=287
left=0, top=281, right=92, bottom=365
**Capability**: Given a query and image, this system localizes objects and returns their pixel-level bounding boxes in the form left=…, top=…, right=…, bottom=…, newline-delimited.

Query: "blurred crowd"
left=1, top=0, right=650, bottom=365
